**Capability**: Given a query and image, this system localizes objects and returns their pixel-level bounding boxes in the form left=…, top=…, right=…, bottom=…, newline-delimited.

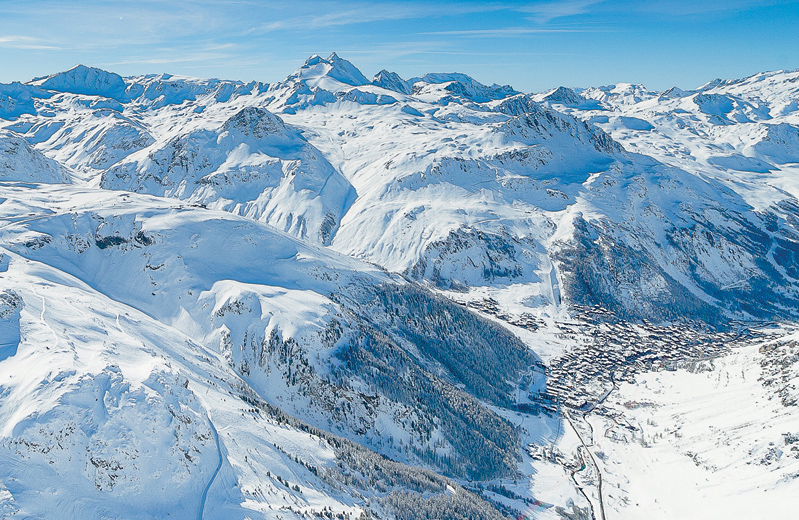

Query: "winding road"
left=565, top=411, right=606, bottom=520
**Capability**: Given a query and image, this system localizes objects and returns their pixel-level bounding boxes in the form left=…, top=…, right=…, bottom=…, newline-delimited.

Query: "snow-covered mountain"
left=0, top=182, right=532, bottom=518
left=102, top=106, right=355, bottom=245
left=1, top=54, right=798, bottom=519
left=260, top=56, right=799, bottom=326
left=0, top=129, right=69, bottom=183
left=9, top=56, right=799, bottom=326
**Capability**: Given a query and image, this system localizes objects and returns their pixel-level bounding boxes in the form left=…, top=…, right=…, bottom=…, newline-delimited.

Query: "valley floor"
left=496, top=318, right=799, bottom=520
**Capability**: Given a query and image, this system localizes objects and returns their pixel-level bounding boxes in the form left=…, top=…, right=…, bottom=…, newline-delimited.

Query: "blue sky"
left=1, top=0, right=797, bottom=92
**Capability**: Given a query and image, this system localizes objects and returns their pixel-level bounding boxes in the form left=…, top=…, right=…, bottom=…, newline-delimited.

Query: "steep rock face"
left=299, top=53, right=370, bottom=87
left=411, top=73, right=518, bottom=103
left=407, top=228, right=537, bottom=290
left=746, top=123, right=799, bottom=163
left=533, top=86, right=596, bottom=108
left=0, top=82, right=49, bottom=120
left=494, top=96, right=624, bottom=155
left=27, top=65, right=264, bottom=110
left=580, top=82, right=657, bottom=106
left=373, top=70, right=413, bottom=95
left=18, top=104, right=154, bottom=173
left=102, top=107, right=355, bottom=245
left=0, top=288, right=21, bottom=362
left=689, top=92, right=772, bottom=124
left=123, top=74, right=264, bottom=107
left=544, top=86, right=583, bottom=105
left=263, top=53, right=399, bottom=114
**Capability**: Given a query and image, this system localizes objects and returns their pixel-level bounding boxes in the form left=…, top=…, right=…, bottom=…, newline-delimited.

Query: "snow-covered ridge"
left=28, top=64, right=265, bottom=107
left=4, top=57, right=799, bottom=326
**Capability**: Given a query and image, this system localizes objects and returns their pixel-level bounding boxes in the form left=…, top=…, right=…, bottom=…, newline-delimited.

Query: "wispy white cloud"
left=249, top=0, right=507, bottom=33
left=621, top=0, right=786, bottom=16
left=251, top=8, right=414, bottom=33
left=423, top=26, right=602, bottom=37
left=0, top=0, right=794, bottom=90
left=518, top=0, right=605, bottom=24
left=105, top=53, right=231, bottom=66
left=415, top=1, right=610, bottom=39
left=102, top=42, right=240, bottom=67
left=0, top=0, right=237, bottom=49
left=0, top=35, right=58, bottom=50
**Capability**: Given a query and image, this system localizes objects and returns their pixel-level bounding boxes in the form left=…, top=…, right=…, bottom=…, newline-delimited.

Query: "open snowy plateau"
left=0, top=53, right=798, bottom=519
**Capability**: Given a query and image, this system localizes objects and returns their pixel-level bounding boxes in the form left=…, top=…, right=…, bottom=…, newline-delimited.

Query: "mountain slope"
left=0, top=182, right=532, bottom=518
left=0, top=181, right=539, bottom=483
left=0, top=129, right=70, bottom=183
left=5, top=56, right=799, bottom=326
left=102, top=106, right=355, bottom=245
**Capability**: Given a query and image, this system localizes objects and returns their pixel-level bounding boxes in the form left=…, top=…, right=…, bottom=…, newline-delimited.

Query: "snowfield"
left=592, top=336, right=799, bottom=520
left=0, top=53, right=798, bottom=519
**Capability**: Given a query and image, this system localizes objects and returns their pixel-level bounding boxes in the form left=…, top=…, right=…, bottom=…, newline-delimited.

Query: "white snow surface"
left=1, top=54, right=799, bottom=519
left=0, top=183, right=390, bottom=519
left=586, top=333, right=799, bottom=520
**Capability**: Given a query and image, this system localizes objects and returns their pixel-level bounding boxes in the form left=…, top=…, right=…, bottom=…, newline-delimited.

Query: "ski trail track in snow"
left=198, top=418, right=222, bottom=520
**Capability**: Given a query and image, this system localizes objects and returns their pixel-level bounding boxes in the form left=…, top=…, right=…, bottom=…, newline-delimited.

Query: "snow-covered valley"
left=0, top=54, right=798, bottom=519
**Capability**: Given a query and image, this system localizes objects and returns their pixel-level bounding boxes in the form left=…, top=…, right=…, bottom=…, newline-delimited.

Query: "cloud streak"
left=249, top=1, right=508, bottom=34
left=620, top=0, right=788, bottom=16
left=423, top=26, right=605, bottom=37
left=0, top=35, right=58, bottom=50
left=518, top=0, right=605, bottom=24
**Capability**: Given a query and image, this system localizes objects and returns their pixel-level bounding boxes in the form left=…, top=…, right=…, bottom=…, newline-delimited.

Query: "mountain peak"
left=372, top=70, right=412, bottom=95
left=295, top=52, right=369, bottom=87
left=304, top=54, right=325, bottom=67
left=539, top=86, right=586, bottom=105
left=410, top=72, right=518, bottom=102
left=28, top=64, right=128, bottom=101
left=221, top=106, right=287, bottom=138
left=660, top=86, right=688, bottom=99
